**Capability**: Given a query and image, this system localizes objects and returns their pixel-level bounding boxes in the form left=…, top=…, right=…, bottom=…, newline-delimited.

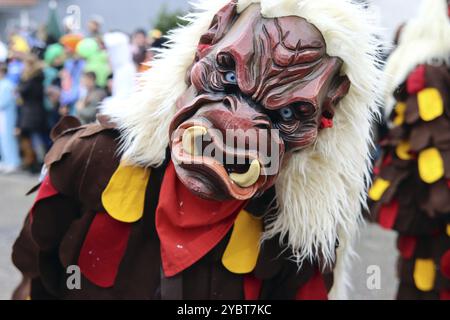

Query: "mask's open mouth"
left=170, top=119, right=272, bottom=200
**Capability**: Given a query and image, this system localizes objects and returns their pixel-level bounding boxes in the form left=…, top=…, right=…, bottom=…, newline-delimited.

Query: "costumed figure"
left=7, top=35, right=28, bottom=86
left=43, top=44, right=65, bottom=128
left=0, top=63, right=21, bottom=173
left=59, top=34, right=84, bottom=117
left=103, top=32, right=136, bottom=101
left=0, top=40, right=7, bottom=63
left=76, top=38, right=110, bottom=89
left=369, top=0, right=450, bottom=300
left=17, top=50, right=50, bottom=171
left=12, top=0, right=381, bottom=300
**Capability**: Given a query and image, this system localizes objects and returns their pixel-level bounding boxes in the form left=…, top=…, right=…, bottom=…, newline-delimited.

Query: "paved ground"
left=0, top=172, right=37, bottom=300
left=348, top=224, right=399, bottom=300
left=0, top=173, right=399, bottom=300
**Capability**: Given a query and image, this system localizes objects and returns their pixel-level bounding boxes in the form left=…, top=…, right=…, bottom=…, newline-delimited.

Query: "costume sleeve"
left=369, top=64, right=450, bottom=299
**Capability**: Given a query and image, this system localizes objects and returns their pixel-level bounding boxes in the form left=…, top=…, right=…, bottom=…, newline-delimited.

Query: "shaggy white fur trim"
left=102, top=0, right=383, bottom=299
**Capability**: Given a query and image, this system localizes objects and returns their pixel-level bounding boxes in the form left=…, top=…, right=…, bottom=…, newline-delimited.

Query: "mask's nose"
left=209, top=96, right=268, bottom=132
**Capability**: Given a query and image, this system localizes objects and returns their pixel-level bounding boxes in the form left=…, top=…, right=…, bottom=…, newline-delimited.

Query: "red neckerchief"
left=156, top=161, right=247, bottom=277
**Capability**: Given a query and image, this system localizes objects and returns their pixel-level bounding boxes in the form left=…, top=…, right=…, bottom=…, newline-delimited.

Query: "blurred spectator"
left=7, top=35, right=28, bottom=86
left=27, top=32, right=46, bottom=56
left=103, top=32, right=135, bottom=100
left=88, top=15, right=104, bottom=37
left=131, top=28, right=148, bottom=69
left=59, top=34, right=84, bottom=116
left=150, top=35, right=168, bottom=54
left=17, top=52, right=49, bottom=172
left=43, top=43, right=65, bottom=127
left=0, top=63, right=20, bottom=173
left=60, top=33, right=82, bottom=54
left=0, top=40, right=7, bottom=63
left=9, top=35, right=30, bottom=56
left=105, top=73, right=113, bottom=97
left=88, top=14, right=105, bottom=48
left=36, top=25, right=50, bottom=46
left=138, top=35, right=168, bottom=73
left=75, top=71, right=106, bottom=124
left=149, top=29, right=163, bottom=45
left=7, top=57, right=25, bottom=87
left=76, top=38, right=110, bottom=88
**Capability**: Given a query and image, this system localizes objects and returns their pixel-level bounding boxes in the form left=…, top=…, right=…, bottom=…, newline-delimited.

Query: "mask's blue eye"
left=279, top=107, right=294, bottom=121
left=225, top=71, right=237, bottom=84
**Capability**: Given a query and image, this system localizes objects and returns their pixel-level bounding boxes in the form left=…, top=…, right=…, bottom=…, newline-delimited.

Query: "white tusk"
left=229, top=160, right=261, bottom=188
left=182, top=126, right=207, bottom=156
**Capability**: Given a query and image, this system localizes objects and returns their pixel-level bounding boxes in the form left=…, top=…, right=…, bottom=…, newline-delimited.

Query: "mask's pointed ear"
left=196, top=1, right=238, bottom=59
left=320, top=75, right=351, bottom=129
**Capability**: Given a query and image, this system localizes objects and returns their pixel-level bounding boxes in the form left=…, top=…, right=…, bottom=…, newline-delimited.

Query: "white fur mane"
left=383, top=0, right=450, bottom=117
left=102, top=0, right=382, bottom=299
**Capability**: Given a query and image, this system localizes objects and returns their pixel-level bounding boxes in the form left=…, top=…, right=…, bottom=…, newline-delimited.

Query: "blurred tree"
left=46, top=0, right=62, bottom=44
left=152, top=5, right=187, bottom=35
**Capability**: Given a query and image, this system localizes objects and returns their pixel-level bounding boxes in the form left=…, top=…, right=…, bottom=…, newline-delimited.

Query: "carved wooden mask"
left=169, top=2, right=351, bottom=201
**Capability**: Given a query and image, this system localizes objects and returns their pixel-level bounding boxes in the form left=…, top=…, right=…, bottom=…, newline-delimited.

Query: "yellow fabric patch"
left=413, top=259, right=436, bottom=292
left=368, top=178, right=391, bottom=201
left=418, top=148, right=444, bottom=184
left=222, top=210, right=263, bottom=274
left=396, top=141, right=413, bottom=160
left=418, top=88, right=444, bottom=122
left=102, top=163, right=151, bottom=223
left=393, top=102, right=407, bottom=126
left=447, top=224, right=450, bottom=237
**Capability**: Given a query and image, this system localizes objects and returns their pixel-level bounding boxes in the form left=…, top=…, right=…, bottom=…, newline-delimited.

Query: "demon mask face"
left=169, top=2, right=351, bottom=201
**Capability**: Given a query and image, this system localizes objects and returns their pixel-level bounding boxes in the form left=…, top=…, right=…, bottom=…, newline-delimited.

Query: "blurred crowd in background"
left=0, top=7, right=172, bottom=175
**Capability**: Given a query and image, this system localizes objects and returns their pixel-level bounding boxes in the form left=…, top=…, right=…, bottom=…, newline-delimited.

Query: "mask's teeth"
left=182, top=126, right=207, bottom=156
left=229, top=159, right=261, bottom=188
